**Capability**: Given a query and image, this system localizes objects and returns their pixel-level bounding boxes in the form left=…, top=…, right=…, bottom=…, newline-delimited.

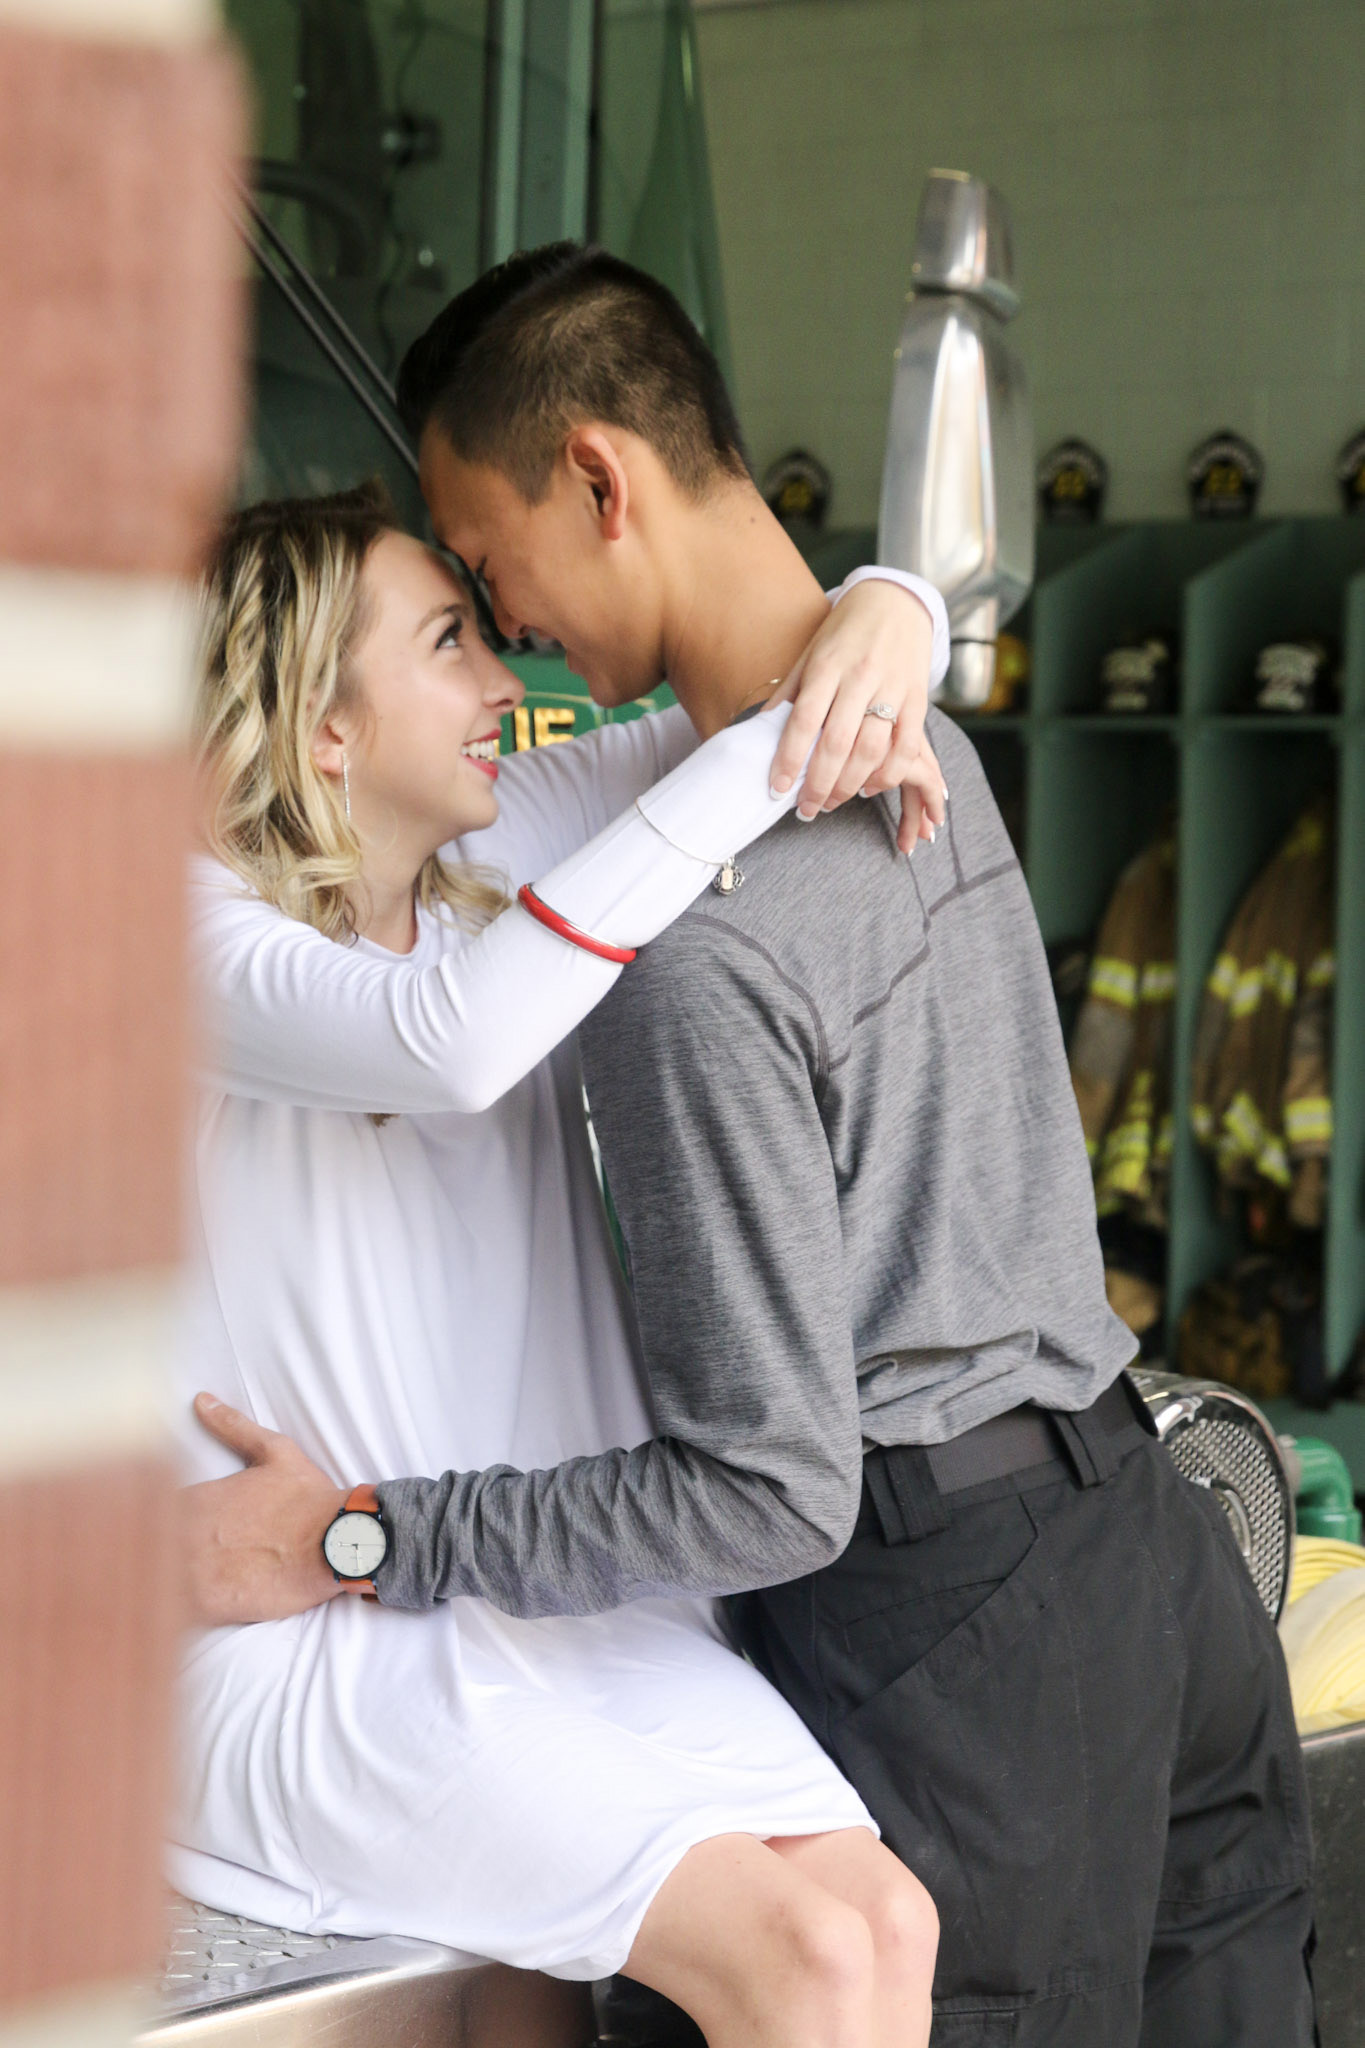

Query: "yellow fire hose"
left=1290, top=1537, right=1365, bottom=1606
left=1281, top=1538, right=1365, bottom=1733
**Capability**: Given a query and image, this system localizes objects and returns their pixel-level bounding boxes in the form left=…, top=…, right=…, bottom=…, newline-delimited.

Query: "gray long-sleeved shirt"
left=378, top=709, right=1136, bottom=1614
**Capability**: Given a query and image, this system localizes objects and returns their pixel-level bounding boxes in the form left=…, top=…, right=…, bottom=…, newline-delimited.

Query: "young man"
left=188, top=245, right=1315, bottom=2045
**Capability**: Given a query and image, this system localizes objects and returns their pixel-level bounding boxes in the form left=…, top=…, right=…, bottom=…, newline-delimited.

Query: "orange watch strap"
left=337, top=1483, right=382, bottom=1595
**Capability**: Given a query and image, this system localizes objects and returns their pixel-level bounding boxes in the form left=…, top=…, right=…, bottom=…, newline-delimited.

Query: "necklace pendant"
left=713, top=857, right=744, bottom=897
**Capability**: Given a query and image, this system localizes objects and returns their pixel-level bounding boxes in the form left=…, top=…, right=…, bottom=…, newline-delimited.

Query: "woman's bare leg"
left=623, top=1832, right=877, bottom=2048
left=770, top=1829, right=937, bottom=2048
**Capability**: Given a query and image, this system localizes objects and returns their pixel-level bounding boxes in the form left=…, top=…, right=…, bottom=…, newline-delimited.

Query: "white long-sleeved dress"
left=169, top=704, right=875, bottom=1981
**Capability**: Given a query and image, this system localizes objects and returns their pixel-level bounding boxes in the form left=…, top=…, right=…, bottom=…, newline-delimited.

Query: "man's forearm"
left=374, top=1433, right=858, bottom=1617
left=409, top=902, right=869, bottom=1624
left=181, top=1360, right=863, bottom=1627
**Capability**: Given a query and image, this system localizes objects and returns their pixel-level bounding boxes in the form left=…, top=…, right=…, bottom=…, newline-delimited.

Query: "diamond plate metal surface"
left=1130, top=1368, right=1294, bottom=1621
left=1165, top=1411, right=1291, bottom=1618
left=147, top=1897, right=591, bottom=2046
left=158, top=1896, right=374, bottom=2011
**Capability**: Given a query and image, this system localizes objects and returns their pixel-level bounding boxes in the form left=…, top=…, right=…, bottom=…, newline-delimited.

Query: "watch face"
left=324, top=1510, right=387, bottom=1580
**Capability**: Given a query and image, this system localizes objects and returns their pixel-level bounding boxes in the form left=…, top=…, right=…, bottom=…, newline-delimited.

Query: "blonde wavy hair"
left=195, top=480, right=507, bottom=943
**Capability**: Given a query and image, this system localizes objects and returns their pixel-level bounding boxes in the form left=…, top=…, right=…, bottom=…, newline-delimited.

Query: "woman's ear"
left=310, top=712, right=349, bottom=780
left=564, top=426, right=630, bottom=542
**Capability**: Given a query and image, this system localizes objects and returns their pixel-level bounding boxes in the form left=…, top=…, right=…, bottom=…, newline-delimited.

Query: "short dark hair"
left=396, top=242, right=749, bottom=503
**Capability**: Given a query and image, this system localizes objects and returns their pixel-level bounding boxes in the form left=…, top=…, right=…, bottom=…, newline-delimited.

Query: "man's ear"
left=564, top=426, right=630, bottom=542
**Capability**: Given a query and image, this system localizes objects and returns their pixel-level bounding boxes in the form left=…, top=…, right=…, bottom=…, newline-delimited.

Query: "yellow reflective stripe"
left=1103, top=1126, right=1153, bottom=1162
left=1191, top=1102, right=1214, bottom=1141
left=1308, top=950, right=1336, bottom=990
left=1285, top=812, right=1326, bottom=858
left=1139, top=961, right=1176, bottom=1003
left=1257, top=1135, right=1292, bottom=1188
left=1213, top=1136, right=1246, bottom=1180
left=1207, top=952, right=1239, bottom=1003
left=1122, top=1069, right=1155, bottom=1112
left=1098, top=1156, right=1151, bottom=1202
left=1285, top=1096, right=1333, bottom=1145
left=1084, top=1135, right=1099, bottom=1161
left=1088, top=956, right=1138, bottom=1008
left=1214, top=1092, right=1294, bottom=1186
left=1263, top=950, right=1298, bottom=1008
left=1097, top=1069, right=1157, bottom=1198
left=1221, top=1090, right=1267, bottom=1161
left=1154, top=1114, right=1174, bottom=1162
left=1230, top=966, right=1264, bottom=1019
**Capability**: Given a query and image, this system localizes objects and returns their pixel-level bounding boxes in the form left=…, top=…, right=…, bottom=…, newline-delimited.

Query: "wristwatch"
left=323, top=1483, right=388, bottom=1594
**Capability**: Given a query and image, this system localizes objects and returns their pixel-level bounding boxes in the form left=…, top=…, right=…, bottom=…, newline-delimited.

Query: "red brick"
left=0, top=753, right=191, bottom=1285
left=0, top=26, right=246, bottom=578
left=0, top=1456, right=178, bottom=2006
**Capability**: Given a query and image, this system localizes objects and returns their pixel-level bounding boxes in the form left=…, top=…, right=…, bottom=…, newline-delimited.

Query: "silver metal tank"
left=877, top=171, right=1034, bottom=708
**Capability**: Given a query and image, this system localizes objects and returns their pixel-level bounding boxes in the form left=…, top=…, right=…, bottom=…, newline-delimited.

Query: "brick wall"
left=694, top=0, right=1365, bottom=524
left=0, top=3, right=243, bottom=2043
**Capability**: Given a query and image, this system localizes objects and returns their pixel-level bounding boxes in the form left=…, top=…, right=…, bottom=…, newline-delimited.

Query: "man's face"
left=419, top=425, right=666, bottom=709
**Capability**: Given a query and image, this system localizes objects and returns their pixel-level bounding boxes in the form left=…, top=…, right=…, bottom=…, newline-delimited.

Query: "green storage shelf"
left=1061, top=713, right=1182, bottom=733
left=1204, top=714, right=1343, bottom=733
left=984, top=516, right=1365, bottom=1456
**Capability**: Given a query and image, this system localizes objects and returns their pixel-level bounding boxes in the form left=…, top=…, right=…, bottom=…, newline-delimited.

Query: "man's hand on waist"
left=180, top=1393, right=346, bottom=1627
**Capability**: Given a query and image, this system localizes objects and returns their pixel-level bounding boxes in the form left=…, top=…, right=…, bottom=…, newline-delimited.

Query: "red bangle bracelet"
left=517, top=884, right=637, bottom=965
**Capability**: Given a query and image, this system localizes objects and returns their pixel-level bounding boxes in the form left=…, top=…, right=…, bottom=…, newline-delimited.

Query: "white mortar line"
left=0, top=0, right=215, bottom=41
left=0, top=564, right=198, bottom=752
left=0, top=1267, right=176, bottom=1480
left=0, top=1984, right=153, bottom=2048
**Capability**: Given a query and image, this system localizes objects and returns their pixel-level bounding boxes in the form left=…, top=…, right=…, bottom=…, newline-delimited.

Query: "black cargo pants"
left=731, top=1386, right=1316, bottom=2047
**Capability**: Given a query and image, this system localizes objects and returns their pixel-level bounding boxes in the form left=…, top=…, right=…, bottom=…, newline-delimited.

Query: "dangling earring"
left=341, top=751, right=352, bottom=825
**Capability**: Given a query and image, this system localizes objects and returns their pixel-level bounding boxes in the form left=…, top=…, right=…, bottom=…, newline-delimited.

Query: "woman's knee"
left=626, top=1835, right=877, bottom=2038
left=862, top=1861, right=939, bottom=1980
left=777, top=1889, right=878, bottom=2013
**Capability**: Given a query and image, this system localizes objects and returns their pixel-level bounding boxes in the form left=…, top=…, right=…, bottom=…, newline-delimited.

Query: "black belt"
left=927, top=1374, right=1147, bottom=1495
left=861, top=1374, right=1154, bottom=1546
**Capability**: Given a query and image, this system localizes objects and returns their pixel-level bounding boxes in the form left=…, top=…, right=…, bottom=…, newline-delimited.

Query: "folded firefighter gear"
left=1190, top=793, right=1335, bottom=1231
left=1099, top=632, right=1178, bottom=715
left=1178, top=1249, right=1326, bottom=1406
left=1246, top=638, right=1339, bottom=716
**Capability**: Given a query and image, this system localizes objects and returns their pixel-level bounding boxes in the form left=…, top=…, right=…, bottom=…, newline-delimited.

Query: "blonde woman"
left=175, top=483, right=946, bottom=2047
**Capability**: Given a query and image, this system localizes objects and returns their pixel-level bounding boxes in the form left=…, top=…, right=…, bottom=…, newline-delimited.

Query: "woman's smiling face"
left=345, top=530, right=523, bottom=850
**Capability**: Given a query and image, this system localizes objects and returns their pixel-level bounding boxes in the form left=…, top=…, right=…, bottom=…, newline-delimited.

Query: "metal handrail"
left=231, top=181, right=420, bottom=483
left=251, top=159, right=376, bottom=281
left=240, top=174, right=399, bottom=410
left=229, top=185, right=514, bottom=649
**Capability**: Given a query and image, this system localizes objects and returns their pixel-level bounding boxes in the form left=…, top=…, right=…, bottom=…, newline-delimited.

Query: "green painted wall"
left=598, top=0, right=733, bottom=379
left=694, top=0, right=1365, bottom=525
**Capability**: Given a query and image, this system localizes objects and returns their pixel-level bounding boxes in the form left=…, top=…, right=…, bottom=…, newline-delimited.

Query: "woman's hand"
left=179, top=1393, right=347, bottom=1627
left=771, top=579, right=946, bottom=855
